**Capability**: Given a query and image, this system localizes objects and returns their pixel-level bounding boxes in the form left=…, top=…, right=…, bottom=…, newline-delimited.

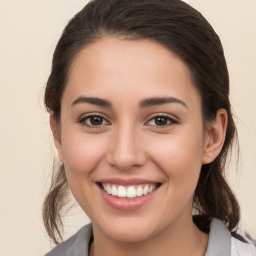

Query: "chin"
left=93, top=216, right=160, bottom=243
left=108, top=227, right=155, bottom=243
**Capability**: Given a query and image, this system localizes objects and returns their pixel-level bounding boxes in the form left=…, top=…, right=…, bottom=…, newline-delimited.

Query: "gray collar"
left=45, top=224, right=92, bottom=256
left=46, top=218, right=231, bottom=256
left=205, top=218, right=231, bottom=256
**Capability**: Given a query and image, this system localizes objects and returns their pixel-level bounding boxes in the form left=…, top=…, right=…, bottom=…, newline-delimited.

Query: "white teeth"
left=136, top=186, right=143, bottom=197
left=149, top=184, right=156, bottom=193
left=111, top=185, right=118, bottom=196
left=102, top=183, right=158, bottom=198
left=117, top=186, right=126, bottom=197
left=143, top=185, right=149, bottom=195
left=127, top=186, right=136, bottom=198
left=107, top=184, right=112, bottom=194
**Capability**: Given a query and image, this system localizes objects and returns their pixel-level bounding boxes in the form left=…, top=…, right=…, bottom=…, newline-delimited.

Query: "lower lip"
left=99, top=185, right=159, bottom=211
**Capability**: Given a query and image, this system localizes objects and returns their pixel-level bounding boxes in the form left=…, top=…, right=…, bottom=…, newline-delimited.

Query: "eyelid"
left=77, top=112, right=179, bottom=128
left=144, top=113, right=179, bottom=127
left=78, top=112, right=111, bottom=127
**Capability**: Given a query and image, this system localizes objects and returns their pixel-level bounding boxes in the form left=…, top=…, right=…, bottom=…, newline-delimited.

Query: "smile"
left=96, top=179, right=162, bottom=210
left=101, top=183, right=158, bottom=199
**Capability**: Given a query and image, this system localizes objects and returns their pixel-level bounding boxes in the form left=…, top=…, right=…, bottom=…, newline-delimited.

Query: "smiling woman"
left=43, top=0, right=256, bottom=256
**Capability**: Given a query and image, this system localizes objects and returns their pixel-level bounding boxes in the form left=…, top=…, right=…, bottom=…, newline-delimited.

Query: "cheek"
left=150, top=134, right=204, bottom=218
left=152, top=133, right=203, bottom=166
left=149, top=130, right=204, bottom=189
left=59, top=129, right=109, bottom=213
left=61, top=130, right=108, bottom=175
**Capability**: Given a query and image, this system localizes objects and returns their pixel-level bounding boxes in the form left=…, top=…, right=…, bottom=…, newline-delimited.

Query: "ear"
left=50, top=111, right=64, bottom=163
left=202, top=109, right=228, bottom=164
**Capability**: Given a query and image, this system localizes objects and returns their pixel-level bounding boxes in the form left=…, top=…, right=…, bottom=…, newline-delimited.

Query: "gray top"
left=45, top=218, right=236, bottom=256
left=205, top=218, right=231, bottom=256
left=45, top=224, right=93, bottom=256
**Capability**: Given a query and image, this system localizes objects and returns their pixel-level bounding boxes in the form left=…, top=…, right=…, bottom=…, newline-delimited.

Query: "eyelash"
left=78, top=114, right=179, bottom=128
left=145, top=114, right=178, bottom=127
left=78, top=114, right=110, bottom=128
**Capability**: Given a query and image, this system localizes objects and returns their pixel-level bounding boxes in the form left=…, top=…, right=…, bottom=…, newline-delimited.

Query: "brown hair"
left=43, top=0, right=240, bottom=244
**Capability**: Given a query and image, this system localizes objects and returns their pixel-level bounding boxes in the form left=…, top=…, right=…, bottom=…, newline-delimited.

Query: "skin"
left=51, top=37, right=228, bottom=256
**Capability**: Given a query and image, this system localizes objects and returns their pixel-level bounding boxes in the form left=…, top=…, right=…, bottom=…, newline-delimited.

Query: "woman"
left=43, top=0, right=256, bottom=255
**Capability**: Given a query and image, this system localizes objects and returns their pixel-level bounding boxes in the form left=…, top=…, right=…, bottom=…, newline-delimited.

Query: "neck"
left=91, top=215, right=208, bottom=256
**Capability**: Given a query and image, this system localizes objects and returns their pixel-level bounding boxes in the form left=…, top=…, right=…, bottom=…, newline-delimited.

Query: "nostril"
left=106, top=152, right=147, bottom=170
left=106, top=136, right=147, bottom=169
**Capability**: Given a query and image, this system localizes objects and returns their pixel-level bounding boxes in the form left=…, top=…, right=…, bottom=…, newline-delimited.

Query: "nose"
left=106, top=123, right=147, bottom=170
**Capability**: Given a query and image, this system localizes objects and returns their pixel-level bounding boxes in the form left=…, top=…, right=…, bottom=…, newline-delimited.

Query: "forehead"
left=63, top=37, right=201, bottom=110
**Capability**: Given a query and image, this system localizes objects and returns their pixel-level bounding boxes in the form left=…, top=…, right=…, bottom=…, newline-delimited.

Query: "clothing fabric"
left=45, top=218, right=256, bottom=256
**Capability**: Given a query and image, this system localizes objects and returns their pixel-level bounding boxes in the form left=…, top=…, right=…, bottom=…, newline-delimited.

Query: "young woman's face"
left=54, top=37, right=211, bottom=243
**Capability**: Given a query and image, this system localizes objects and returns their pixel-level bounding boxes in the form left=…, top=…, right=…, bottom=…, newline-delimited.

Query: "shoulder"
left=231, top=233, right=256, bottom=256
left=45, top=223, right=93, bottom=256
left=206, top=218, right=256, bottom=256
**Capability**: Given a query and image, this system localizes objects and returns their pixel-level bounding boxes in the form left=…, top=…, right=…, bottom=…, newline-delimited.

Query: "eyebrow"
left=71, top=96, right=187, bottom=109
left=139, top=97, right=188, bottom=108
left=71, top=96, right=112, bottom=108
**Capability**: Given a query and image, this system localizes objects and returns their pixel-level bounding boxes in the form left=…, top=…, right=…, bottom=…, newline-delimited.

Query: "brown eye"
left=90, top=116, right=104, bottom=125
left=146, top=115, right=178, bottom=127
left=155, top=117, right=169, bottom=126
left=79, top=115, right=109, bottom=127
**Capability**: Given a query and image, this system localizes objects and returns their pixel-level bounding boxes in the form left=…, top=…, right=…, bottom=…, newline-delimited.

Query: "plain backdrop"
left=0, top=0, right=255, bottom=255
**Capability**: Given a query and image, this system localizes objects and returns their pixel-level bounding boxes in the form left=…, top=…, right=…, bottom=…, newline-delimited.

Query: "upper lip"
left=97, top=178, right=161, bottom=186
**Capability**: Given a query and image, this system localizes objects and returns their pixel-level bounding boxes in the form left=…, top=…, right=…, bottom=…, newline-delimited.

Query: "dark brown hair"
left=43, top=0, right=240, bottom=244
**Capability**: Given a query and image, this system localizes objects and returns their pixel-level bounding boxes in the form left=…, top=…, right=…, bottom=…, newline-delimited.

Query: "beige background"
left=0, top=0, right=255, bottom=255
